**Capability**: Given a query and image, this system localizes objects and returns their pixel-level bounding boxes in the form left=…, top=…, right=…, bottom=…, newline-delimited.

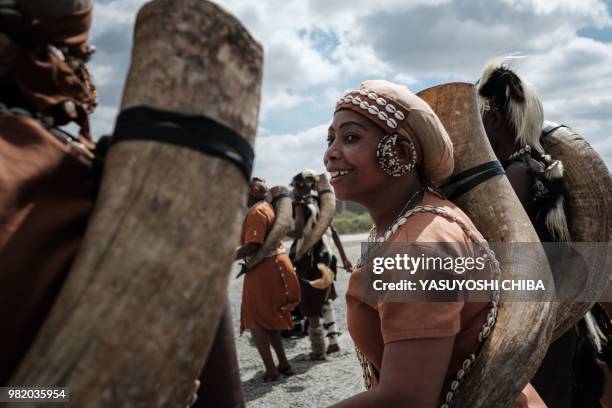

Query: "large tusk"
left=418, top=83, right=555, bottom=408
left=246, top=186, right=292, bottom=269
left=309, top=263, right=334, bottom=290
left=541, top=126, right=612, bottom=339
left=9, top=1, right=262, bottom=406
left=296, top=173, right=336, bottom=260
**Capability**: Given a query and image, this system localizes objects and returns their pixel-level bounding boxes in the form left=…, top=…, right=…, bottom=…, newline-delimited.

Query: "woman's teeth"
left=330, top=170, right=351, bottom=178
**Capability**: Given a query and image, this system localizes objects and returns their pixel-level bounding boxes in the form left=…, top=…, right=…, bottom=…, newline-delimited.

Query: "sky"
left=89, top=0, right=612, bottom=187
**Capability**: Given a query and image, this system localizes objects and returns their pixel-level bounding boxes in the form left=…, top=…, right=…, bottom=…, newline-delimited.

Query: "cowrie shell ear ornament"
left=376, top=133, right=417, bottom=177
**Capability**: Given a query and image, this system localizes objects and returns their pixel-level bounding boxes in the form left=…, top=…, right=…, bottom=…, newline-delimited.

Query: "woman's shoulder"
left=394, top=191, right=479, bottom=243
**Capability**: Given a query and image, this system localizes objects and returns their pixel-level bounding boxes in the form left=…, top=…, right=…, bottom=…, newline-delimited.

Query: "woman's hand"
left=234, top=243, right=261, bottom=260
left=510, top=383, right=547, bottom=408
left=342, top=258, right=353, bottom=272
left=186, top=379, right=200, bottom=407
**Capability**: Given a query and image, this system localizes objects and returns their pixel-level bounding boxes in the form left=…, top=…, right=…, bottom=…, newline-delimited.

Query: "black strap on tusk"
left=271, top=192, right=292, bottom=206
left=440, top=160, right=505, bottom=200
left=318, top=188, right=334, bottom=196
left=112, top=106, right=254, bottom=181
left=541, top=122, right=568, bottom=138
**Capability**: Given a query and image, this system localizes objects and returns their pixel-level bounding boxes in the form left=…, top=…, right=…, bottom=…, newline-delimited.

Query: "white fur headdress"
left=476, top=56, right=545, bottom=154
left=477, top=56, right=570, bottom=242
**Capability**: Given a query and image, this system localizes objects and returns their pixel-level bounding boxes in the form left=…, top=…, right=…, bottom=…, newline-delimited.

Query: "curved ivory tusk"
left=246, top=186, right=292, bottom=269
left=296, top=173, right=336, bottom=260
left=309, top=263, right=334, bottom=290
left=418, top=83, right=555, bottom=408
left=542, top=126, right=612, bottom=339
left=9, top=1, right=263, bottom=406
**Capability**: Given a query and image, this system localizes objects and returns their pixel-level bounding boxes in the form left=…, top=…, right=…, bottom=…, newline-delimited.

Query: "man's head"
left=247, top=177, right=268, bottom=205
left=290, top=170, right=316, bottom=198
left=476, top=56, right=544, bottom=160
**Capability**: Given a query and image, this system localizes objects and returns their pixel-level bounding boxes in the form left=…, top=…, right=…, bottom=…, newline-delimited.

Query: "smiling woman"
left=324, top=80, right=539, bottom=407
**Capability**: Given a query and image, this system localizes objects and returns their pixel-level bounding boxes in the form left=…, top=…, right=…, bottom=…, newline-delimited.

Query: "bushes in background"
left=332, top=211, right=373, bottom=235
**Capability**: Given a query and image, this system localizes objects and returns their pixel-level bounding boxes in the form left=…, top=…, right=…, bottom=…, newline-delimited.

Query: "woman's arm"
left=331, top=336, right=455, bottom=407
left=192, top=300, right=245, bottom=407
left=286, top=205, right=305, bottom=239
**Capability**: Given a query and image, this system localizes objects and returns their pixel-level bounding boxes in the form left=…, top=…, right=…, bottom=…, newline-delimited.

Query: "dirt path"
left=228, top=235, right=366, bottom=407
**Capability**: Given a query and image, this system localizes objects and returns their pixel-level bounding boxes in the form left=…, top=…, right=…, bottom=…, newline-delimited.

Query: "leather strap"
left=112, top=106, right=254, bottom=181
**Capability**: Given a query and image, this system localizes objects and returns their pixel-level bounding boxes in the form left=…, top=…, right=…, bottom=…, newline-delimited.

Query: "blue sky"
left=90, top=0, right=612, bottom=186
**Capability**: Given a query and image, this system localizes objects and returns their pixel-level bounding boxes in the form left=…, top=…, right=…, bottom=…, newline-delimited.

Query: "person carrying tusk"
left=287, top=169, right=353, bottom=359
left=235, top=177, right=301, bottom=382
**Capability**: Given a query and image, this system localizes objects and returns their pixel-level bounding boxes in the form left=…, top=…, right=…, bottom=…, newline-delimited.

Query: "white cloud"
left=501, top=0, right=612, bottom=26
left=214, top=1, right=342, bottom=120
left=89, top=1, right=142, bottom=38
left=90, top=105, right=118, bottom=137
left=260, top=92, right=311, bottom=120
left=263, top=32, right=339, bottom=90
left=511, top=36, right=612, bottom=138
left=86, top=0, right=612, bottom=177
left=252, top=124, right=329, bottom=186
left=88, top=62, right=116, bottom=87
left=593, top=135, right=612, bottom=172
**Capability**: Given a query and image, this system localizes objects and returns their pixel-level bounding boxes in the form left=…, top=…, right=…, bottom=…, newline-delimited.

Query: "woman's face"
left=323, top=109, right=387, bottom=202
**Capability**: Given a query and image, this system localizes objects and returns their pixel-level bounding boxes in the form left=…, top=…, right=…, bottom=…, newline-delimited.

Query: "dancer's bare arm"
left=505, top=161, right=532, bottom=209
left=287, top=205, right=305, bottom=239
left=330, top=225, right=352, bottom=271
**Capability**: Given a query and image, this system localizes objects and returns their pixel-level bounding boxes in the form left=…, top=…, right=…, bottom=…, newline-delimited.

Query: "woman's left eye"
left=345, top=133, right=358, bottom=143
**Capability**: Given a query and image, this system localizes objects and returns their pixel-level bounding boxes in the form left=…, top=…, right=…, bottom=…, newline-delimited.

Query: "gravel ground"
left=228, top=234, right=367, bottom=407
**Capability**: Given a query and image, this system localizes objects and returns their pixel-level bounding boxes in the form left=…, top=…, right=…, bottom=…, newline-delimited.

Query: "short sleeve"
left=378, top=301, right=463, bottom=343
left=376, top=241, right=464, bottom=343
left=244, top=207, right=269, bottom=245
left=375, top=194, right=472, bottom=344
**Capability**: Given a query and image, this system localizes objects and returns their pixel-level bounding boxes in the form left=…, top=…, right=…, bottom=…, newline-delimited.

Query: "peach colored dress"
left=240, top=202, right=301, bottom=333
left=346, top=192, right=489, bottom=395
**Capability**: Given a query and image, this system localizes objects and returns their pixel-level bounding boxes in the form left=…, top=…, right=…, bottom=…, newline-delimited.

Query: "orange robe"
left=240, top=202, right=300, bottom=333
left=0, top=115, right=95, bottom=384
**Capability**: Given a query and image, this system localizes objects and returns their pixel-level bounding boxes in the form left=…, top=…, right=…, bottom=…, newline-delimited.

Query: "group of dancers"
left=233, top=59, right=612, bottom=407
left=237, top=170, right=352, bottom=382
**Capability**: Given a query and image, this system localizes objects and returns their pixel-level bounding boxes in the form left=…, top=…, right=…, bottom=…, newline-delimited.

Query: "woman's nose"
left=324, top=141, right=339, bottom=165
left=323, top=143, right=338, bottom=164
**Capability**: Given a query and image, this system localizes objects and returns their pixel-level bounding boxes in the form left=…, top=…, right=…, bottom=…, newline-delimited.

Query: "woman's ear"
left=396, top=138, right=412, bottom=161
left=396, top=132, right=420, bottom=167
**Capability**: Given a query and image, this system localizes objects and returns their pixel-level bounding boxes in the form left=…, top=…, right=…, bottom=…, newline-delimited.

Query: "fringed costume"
left=290, top=192, right=341, bottom=357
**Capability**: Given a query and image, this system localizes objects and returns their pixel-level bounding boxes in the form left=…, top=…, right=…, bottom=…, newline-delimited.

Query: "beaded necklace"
left=508, top=145, right=531, bottom=160
left=370, top=187, right=424, bottom=243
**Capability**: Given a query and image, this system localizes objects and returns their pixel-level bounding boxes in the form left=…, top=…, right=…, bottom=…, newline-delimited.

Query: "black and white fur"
left=477, top=56, right=570, bottom=242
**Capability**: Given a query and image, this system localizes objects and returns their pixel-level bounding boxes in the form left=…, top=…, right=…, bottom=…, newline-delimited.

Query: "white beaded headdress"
left=335, top=88, right=408, bottom=131
left=335, top=87, right=420, bottom=173
left=334, top=80, right=455, bottom=183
